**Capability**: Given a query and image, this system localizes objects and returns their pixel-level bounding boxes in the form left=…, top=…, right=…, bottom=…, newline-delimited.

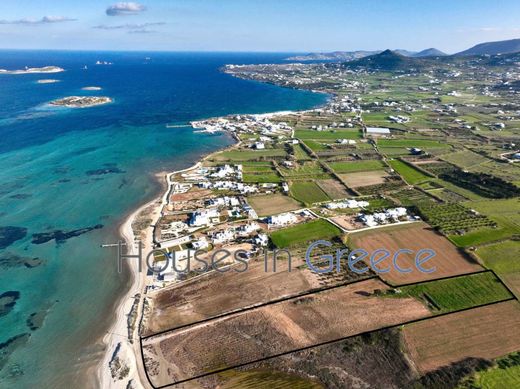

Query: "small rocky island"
left=37, top=79, right=60, bottom=84
left=0, top=66, right=64, bottom=75
left=50, top=96, right=113, bottom=108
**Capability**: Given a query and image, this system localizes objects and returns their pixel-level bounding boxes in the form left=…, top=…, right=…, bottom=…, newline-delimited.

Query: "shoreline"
left=96, top=93, right=329, bottom=388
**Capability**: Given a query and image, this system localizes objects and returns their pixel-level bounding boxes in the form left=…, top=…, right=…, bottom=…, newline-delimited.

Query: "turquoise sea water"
left=0, top=51, right=326, bottom=388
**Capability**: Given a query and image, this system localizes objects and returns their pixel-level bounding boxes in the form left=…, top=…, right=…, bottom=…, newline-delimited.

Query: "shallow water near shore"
left=0, top=51, right=326, bottom=387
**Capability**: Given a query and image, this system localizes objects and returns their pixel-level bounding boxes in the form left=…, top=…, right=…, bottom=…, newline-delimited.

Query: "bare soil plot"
left=316, top=179, right=350, bottom=199
left=330, top=215, right=364, bottom=231
left=247, top=194, right=302, bottom=217
left=339, top=170, right=389, bottom=188
left=348, top=222, right=483, bottom=285
left=144, top=257, right=320, bottom=335
left=403, top=300, right=520, bottom=373
left=142, top=278, right=430, bottom=387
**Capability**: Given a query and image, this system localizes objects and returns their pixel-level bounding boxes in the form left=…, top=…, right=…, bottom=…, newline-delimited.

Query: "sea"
left=0, top=51, right=327, bottom=388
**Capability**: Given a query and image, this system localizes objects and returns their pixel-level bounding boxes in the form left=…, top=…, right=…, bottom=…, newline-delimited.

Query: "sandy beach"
left=96, top=163, right=202, bottom=389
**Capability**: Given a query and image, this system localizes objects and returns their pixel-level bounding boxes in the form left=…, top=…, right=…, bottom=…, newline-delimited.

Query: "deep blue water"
left=0, top=51, right=326, bottom=388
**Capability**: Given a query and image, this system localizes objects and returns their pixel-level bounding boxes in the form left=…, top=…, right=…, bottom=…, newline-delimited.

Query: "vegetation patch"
left=270, top=219, right=342, bottom=248
left=388, top=159, right=431, bottom=184
left=290, top=181, right=330, bottom=205
left=392, top=272, right=512, bottom=313
left=329, top=160, right=385, bottom=174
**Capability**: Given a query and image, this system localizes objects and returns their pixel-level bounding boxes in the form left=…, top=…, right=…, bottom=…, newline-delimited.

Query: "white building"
left=367, top=127, right=391, bottom=135
left=192, top=237, right=209, bottom=250
left=254, top=233, right=269, bottom=247
left=266, top=212, right=297, bottom=228
left=189, top=208, right=220, bottom=227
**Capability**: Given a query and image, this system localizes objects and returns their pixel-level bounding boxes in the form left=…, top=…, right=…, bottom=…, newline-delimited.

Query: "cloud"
left=0, top=16, right=77, bottom=25
left=106, top=2, right=146, bottom=16
left=93, top=22, right=164, bottom=30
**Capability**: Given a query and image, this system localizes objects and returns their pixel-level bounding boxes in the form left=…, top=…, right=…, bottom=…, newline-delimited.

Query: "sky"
left=0, top=0, right=519, bottom=53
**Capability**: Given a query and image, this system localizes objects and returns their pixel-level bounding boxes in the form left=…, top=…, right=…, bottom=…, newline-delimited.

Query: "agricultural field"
left=247, top=194, right=302, bottom=217
left=388, top=159, right=431, bottom=185
left=348, top=222, right=483, bottom=285
left=475, top=240, right=520, bottom=298
left=449, top=199, right=520, bottom=247
left=315, top=179, right=350, bottom=199
left=393, top=271, right=512, bottom=313
left=329, top=160, right=386, bottom=174
left=377, top=139, right=450, bottom=149
left=439, top=150, right=490, bottom=169
left=302, top=139, right=327, bottom=152
left=417, top=203, right=496, bottom=235
left=270, top=218, right=341, bottom=248
left=295, top=129, right=362, bottom=140
left=292, top=143, right=312, bottom=160
left=144, top=257, right=320, bottom=334
left=142, top=279, right=430, bottom=387
left=279, top=161, right=328, bottom=180
left=213, top=149, right=287, bottom=161
left=340, top=170, right=389, bottom=188
left=402, top=301, right=520, bottom=373
left=290, top=181, right=330, bottom=204
left=242, top=163, right=282, bottom=183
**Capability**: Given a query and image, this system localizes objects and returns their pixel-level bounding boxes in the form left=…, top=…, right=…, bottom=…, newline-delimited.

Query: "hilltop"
left=341, top=49, right=430, bottom=71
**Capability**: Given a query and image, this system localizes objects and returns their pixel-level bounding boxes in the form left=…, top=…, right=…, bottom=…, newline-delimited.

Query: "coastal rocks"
left=26, top=311, right=47, bottom=331
left=86, top=167, right=125, bottom=176
left=0, top=252, right=43, bottom=269
left=8, top=194, right=32, bottom=200
left=0, top=333, right=31, bottom=372
left=109, top=342, right=130, bottom=381
left=0, top=226, right=28, bottom=249
left=0, top=291, right=20, bottom=317
left=31, top=224, right=103, bottom=245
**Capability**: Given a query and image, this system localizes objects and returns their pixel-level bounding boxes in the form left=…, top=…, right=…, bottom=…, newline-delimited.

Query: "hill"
left=341, top=49, right=429, bottom=71
left=456, top=38, right=520, bottom=56
left=413, top=48, right=447, bottom=57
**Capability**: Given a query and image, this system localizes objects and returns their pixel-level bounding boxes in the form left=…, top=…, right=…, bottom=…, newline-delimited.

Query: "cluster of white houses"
left=357, top=207, right=409, bottom=227
left=325, top=199, right=369, bottom=210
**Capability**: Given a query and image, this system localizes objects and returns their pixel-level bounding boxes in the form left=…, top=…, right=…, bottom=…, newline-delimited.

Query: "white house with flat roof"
left=367, top=127, right=390, bottom=135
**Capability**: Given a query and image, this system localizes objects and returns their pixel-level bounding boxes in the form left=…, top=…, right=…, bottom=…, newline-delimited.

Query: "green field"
left=475, top=240, right=520, bottom=298
left=214, top=149, right=286, bottom=161
left=293, top=144, right=312, bottom=160
left=394, top=272, right=512, bottom=313
left=295, top=129, right=362, bottom=140
left=270, top=219, right=342, bottom=248
left=377, top=139, right=450, bottom=149
left=302, top=140, right=327, bottom=152
left=388, top=159, right=431, bottom=184
left=279, top=161, right=327, bottom=179
left=290, top=181, right=330, bottom=204
left=449, top=199, right=520, bottom=247
left=329, top=160, right=385, bottom=173
left=459, top=352, right=520, bottom=389
left=440, top=150, right=490, bottom=169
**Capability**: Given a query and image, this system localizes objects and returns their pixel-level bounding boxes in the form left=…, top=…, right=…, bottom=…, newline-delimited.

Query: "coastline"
left=96, top=96, right=329, bottom=388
